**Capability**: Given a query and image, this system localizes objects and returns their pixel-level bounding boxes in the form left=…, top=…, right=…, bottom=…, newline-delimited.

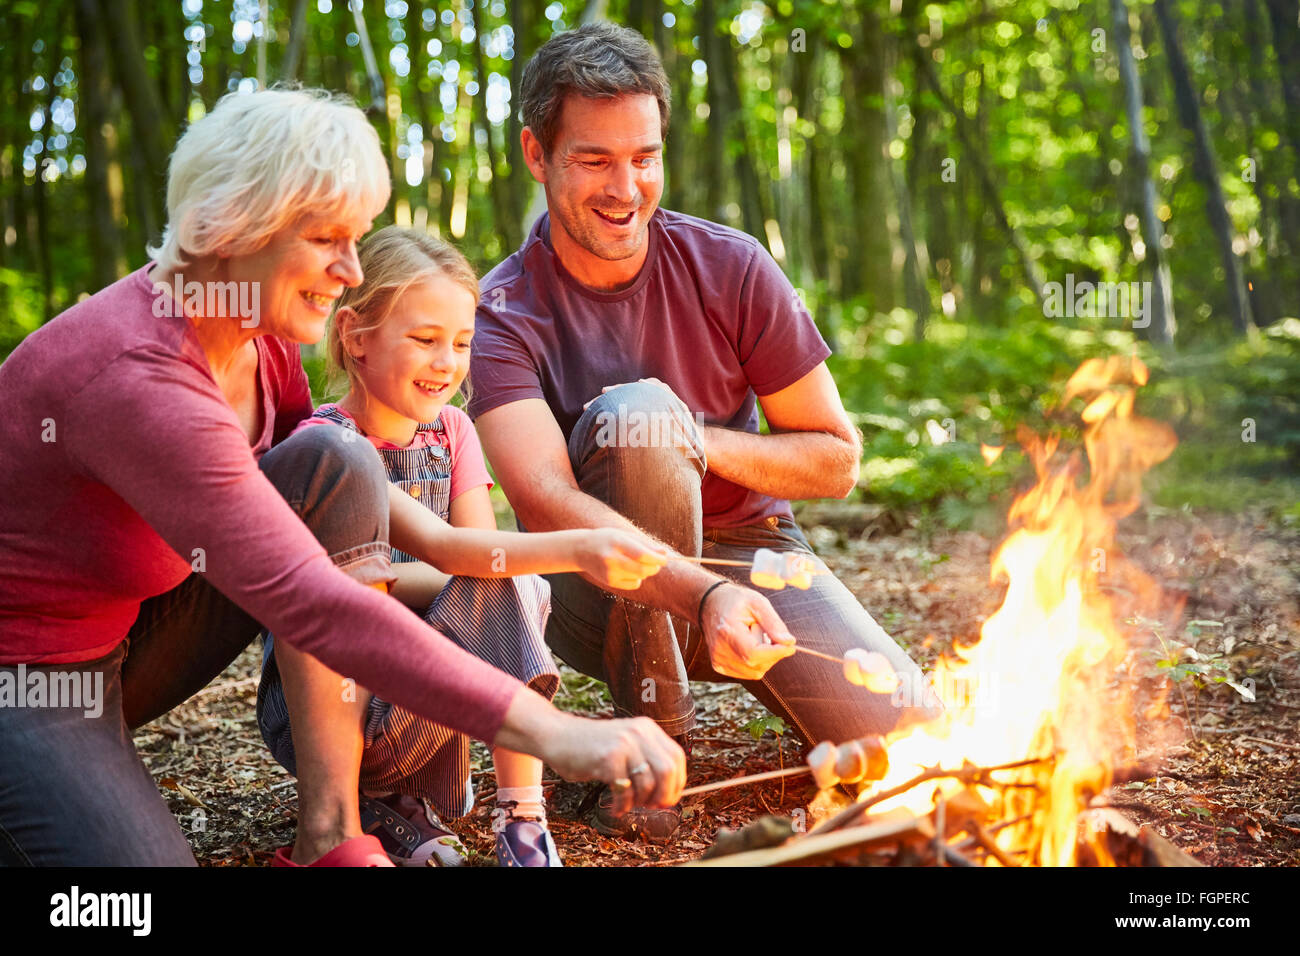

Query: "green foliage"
left=1136, top=616, right=1256, bottom=707
left=831, top=306, right=1299, bottom=526
left=742, top=714, right=787, bottom=741
left=830, top=307, right=1115, bottom=519
left=0, top=268, right=44, bottom=356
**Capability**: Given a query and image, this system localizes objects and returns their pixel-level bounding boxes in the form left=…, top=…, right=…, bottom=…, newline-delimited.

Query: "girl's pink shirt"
left=294, top=402, right=493, bottom=505
left=0, top=265, right=520, bottom=744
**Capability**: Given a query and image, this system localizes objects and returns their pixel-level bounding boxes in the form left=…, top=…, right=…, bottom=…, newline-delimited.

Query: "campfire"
left=692, top=355, right=1197, bottom=867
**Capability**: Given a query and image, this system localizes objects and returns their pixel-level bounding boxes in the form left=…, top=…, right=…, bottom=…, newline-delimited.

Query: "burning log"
left=808, top=754, right=1056, bottom=837
left=686, top=810, right=933, bottom=867
left=1078, top=808, right=1204, bottom=867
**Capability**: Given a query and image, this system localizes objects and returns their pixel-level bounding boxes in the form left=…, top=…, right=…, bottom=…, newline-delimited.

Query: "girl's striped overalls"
left=257, top=406, right=558, bottom=818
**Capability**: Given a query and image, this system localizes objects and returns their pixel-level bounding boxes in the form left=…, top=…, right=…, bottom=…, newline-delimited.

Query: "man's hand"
left=699, top=581, right=796, bottom=680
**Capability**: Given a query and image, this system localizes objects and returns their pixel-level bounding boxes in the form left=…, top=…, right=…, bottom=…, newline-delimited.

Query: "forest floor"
left=137, top=505, right=1300, bottom=867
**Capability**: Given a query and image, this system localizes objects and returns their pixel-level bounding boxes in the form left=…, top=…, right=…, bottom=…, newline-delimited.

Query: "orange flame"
left=864, top=355, right=1177, bottom=865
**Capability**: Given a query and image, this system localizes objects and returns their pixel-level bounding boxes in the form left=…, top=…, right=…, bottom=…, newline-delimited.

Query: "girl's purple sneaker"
left=495, top=803, right=562, bottom=867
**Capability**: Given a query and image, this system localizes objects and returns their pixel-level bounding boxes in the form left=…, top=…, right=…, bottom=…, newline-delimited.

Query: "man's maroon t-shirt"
left=467, top=208, right=831, bottom=529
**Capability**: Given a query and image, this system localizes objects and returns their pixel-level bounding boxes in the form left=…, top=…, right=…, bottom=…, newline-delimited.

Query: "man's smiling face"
left=530, top=93, right=664, bottom=287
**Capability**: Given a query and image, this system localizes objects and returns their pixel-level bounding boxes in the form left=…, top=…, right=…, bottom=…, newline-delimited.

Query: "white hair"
left=149, top=88, right=390, bottom=274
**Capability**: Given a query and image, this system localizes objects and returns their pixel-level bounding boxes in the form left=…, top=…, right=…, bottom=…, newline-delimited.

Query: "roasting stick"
left=791, top=645, right=846, bottom=665
left=680, top=765, right=813, bottom=798
left=674, top=555, right=753, bottom=569
left=678, top=736, right=890, bottom=800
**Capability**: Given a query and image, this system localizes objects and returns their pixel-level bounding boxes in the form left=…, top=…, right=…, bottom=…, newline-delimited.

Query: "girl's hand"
left=574, top=528, right=670, bottom=590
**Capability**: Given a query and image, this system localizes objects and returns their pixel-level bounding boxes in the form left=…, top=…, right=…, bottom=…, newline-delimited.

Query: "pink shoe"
left=272, top=834, right=394, bottom=867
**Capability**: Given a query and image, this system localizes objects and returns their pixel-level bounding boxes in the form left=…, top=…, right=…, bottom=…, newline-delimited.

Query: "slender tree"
left=1112, top=0, right=1175, bottom=345
left=76, top=0, right=127, bottom=287
left=1154, top=0, right=1254, bottom=334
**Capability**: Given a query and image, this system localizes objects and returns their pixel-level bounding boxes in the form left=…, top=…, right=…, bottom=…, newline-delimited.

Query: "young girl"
left=258, top=226, right=667, bottom=867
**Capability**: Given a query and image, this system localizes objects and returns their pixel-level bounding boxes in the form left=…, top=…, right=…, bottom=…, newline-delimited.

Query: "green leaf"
left=743, top=715, right=787, bottom=740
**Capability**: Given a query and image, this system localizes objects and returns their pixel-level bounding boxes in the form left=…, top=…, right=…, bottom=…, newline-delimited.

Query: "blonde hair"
left=150, top=87, right=390, bottom=275
left=327, top=226, right=480, bottom=397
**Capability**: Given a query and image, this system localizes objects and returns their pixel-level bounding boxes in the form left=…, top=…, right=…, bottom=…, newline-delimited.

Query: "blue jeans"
left=544, top=382, right=941, bottom=748
left=0, top=426, right=393, bottom=865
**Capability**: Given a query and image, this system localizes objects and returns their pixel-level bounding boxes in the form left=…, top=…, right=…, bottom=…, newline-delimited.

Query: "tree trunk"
left=350, top=0, right=395, bottom=220
left=76, top=0, right=128, bottom=287
left=33, top=32, right=58, bottom=317
left=1263, top=0, right=1300, bottom=166
left=700, top=0, right=728, bottom=224
left=1257, top=0, right=1300, bottom=304
left=839, top=9, right=894, bottom=311
left=1154, top=0, right=1254, bottom=334
left=4, top=8, right=35, bottom=274
left=280, top=0, right=310, bottom=82
left=408, top=15, right=440, bottom=232
left=661, top=2, right=691, bottom=211
left=506, top=0, right=530, bottom=232
left=469, top=0, right=518, bottom=251
left=1112, top=0, right=1176, bottom=345
left=717, top=26, right=770, bottom=246
left=99, top=0, right=171, bottom=242
left=883, top=38, right=930, bottom=339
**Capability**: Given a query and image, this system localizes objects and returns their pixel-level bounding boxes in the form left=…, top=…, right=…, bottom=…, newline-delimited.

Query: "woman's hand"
left=496, top=690, right=686, bottom=810
left=572, top=528, right=670, bottom=590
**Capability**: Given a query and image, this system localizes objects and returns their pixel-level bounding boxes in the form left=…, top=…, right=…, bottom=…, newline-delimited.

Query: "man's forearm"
left=701, top=425, right=861, bottom=500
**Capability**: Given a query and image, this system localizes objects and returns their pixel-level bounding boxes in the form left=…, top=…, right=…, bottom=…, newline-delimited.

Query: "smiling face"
left=339, top=275, right=476, bottom=445
left=221, top=207, right=372, bottom=344
left=523, top=93, right=664, bottom=290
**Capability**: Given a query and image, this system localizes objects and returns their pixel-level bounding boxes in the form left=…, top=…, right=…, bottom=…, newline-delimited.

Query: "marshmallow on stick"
left=748, top=548, right=817, bottom=590
left=841, top=648, right=900, bottom=693
left=806, top=736, right=890, bottom=790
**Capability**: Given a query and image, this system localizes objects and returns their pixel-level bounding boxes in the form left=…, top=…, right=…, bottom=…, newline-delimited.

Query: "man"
left=468, top=22, right=938, bottom=839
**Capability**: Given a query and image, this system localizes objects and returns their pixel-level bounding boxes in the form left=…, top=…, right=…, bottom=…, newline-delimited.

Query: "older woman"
left=0, top=88, right=683, bottom=866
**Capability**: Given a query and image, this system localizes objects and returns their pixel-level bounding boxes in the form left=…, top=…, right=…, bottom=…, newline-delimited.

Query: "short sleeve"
left=734, top=246, right=831, bottom=396
left=465, top=299, right=546, bottom=420
left=441, top=406, right=493, bottom=501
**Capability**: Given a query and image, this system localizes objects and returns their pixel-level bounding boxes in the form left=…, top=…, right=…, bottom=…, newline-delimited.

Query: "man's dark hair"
left=520, top=22, right=671, bottom=156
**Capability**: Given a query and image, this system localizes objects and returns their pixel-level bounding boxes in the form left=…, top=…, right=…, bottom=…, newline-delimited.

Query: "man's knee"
left=570, top=381, right=705, bottom=473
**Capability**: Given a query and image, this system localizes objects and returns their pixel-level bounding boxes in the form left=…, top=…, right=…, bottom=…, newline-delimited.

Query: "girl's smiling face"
left=339, top=275, right=476, bottom=444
